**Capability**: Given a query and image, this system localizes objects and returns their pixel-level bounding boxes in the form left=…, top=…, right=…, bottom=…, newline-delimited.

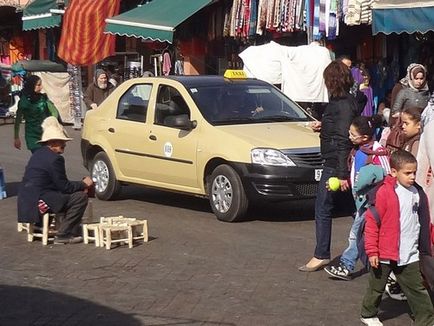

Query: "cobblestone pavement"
left=0, top=124, right=415, bottom=325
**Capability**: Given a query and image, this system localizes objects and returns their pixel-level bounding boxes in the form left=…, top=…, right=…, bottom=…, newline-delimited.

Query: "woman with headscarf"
left=14, top=75, right=60, bottom=153
left=83, top=69, right=114, bottom=111
left=391, top=64, right=430, bottom=120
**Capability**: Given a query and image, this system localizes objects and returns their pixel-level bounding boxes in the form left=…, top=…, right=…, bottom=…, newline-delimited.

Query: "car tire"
left=91, top=152, right=121, bottom=200
left=208, top=164, right=248, bottom=222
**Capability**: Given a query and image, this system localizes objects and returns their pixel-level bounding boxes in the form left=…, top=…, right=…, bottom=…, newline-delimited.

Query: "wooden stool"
left=82, top=223, right=101, bottom=247
left=98, top=216, right=136, bottom=247
left=100, top=224, right=132, bottom=250
left=129, top=220, right=149, bottom=243
left=17, top=213, right=56, bottom=245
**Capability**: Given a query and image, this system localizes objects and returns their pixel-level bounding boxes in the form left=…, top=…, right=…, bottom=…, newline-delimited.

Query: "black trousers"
left=56, top=192, right=88, bottom=237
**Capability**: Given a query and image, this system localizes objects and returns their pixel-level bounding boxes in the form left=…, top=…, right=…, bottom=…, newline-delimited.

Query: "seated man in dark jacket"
left=17, top=117, right=93, bottom=244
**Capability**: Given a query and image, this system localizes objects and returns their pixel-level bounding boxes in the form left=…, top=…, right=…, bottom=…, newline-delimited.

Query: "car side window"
left=117, top=84, right=152, bottom=122
left=155, top=85, right=190, bottom=128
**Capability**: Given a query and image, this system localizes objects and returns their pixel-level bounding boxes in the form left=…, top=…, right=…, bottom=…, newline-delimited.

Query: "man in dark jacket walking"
left=17, top=117, right=93, bottom=244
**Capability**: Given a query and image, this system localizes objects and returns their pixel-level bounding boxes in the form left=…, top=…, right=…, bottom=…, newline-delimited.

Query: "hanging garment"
left=239, top=42, right=331, bottom=103
left=281, top=43, right=331, bottom=102
left=256, top=0, right=267, bottom=35
left=174, top=60, right=184, bottom=75
left=345, top=0, right=361, bottom=25
left=239, top=41, right=283, bottom=85
left=249, top=0, right=258, bottom=36
left=162, top=52, right=172, bottom=76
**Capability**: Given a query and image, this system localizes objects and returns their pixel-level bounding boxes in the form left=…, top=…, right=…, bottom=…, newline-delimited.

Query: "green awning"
left=105, top=0, right=214, bottom=43
left=22, top=0, right=68, bottom=31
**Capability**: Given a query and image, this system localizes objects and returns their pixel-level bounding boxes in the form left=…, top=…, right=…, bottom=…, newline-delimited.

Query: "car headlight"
left=251, top=148, right=296, bottom=167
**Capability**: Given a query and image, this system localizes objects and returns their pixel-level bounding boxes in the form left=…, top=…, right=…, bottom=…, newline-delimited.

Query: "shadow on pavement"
left=113, top=185, right=356, bottom=223
left=0, top=285, right=142, bottom=325
left=378, top=297, right=411, bottom=323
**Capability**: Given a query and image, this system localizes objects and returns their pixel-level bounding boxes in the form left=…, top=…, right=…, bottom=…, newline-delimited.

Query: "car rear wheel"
left=91, top=152, right=121, bottom=200
left=208, top=164, right=248, bottom=222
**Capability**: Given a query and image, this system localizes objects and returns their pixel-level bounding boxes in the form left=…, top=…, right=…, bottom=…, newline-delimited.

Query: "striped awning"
left=372, top=0, right=434, bottom=34
left=58, top=0, right=120, bottom=65
left=105, top=0, right=214, bottom=43
left=22, top=0, right=68, bottom=31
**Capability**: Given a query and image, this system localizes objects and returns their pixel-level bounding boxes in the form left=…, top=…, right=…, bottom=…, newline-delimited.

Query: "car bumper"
left=232, top=162, right=321, bottom=201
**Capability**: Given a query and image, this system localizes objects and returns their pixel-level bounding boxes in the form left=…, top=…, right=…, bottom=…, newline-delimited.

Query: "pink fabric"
left=162, top=52, right=172, bottom=76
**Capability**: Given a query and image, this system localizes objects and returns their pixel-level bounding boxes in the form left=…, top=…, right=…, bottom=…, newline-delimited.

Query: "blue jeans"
left=340, top=211, right=364, bottom=272
left=314, top=166, right=337, bottom=259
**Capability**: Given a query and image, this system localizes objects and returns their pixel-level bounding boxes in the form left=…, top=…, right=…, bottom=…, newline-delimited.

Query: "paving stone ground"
left=0, top=124, right=416, bottom=325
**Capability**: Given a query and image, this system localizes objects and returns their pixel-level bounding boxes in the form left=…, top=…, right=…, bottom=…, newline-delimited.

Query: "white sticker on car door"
left=164, top=142, right=173, bottom=157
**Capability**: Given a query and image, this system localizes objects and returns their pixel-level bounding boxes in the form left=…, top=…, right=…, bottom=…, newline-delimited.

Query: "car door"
left=145, top=83, right=200, bottom=191
left=108, top=83, right=154, bottom=181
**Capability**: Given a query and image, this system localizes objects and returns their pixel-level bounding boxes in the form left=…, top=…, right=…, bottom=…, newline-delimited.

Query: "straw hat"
left=38, top=116, right=73, bottom=143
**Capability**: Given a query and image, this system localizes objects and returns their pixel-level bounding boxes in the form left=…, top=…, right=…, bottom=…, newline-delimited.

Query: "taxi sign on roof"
left=224, top=69, right=247, bottom=79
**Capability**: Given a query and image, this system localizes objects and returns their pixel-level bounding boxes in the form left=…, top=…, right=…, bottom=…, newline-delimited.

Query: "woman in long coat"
left=13, top=75, right=60, bottom=152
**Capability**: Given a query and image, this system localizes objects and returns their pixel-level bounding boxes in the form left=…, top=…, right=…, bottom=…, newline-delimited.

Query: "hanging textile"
left=345, top=0, right=373, bottom=26
left=240, top=42, right=331, bottom=103
left=58, top=0, right=120, bottom=65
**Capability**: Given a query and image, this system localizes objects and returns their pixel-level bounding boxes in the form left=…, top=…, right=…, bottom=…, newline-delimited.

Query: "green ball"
left=328, top=177, right=340, bottom=191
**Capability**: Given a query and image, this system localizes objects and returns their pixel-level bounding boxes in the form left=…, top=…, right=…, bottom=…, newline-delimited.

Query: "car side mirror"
left=164, top=114, right=196, bottom=131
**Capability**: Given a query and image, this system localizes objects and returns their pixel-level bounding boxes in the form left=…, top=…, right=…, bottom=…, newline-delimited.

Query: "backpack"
left=385, top=116, right=405, bottom=152
left=356, top=182, right=383, bottom=268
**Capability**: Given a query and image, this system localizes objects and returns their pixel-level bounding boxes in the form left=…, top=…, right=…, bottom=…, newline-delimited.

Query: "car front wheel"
left=208, top=164, right=248, bottom=222
left=91, top=152, right=121, bottom=200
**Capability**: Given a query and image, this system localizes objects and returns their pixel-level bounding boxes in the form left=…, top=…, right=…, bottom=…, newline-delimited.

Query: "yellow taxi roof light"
left=224, top=69, right=247, bottom=79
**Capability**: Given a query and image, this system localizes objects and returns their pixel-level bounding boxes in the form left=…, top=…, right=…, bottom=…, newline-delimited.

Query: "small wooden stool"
left=17, top=213, right=56, bottom=245
left=82, top=223, right=101, bottom=247
left=129, top=220, right=149, bottom=243
left=100, top=224, right=132, bottom=250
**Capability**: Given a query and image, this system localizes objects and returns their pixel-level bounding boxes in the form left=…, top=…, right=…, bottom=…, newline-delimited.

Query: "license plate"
left=315, top=169, right=323, bottom=181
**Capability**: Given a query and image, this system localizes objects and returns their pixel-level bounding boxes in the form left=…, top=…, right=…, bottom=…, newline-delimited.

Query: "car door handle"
left=149, top=135, right=157, bottom=141
left=108, top=128, right=115, bottom=133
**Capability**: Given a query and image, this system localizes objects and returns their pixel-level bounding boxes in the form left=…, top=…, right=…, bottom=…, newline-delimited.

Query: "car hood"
left=216, top=122, right=320, bottom=149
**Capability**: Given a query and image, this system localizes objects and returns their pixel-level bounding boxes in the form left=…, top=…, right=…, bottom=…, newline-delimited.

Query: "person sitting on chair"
left=17, top=117, right=93, bottom=244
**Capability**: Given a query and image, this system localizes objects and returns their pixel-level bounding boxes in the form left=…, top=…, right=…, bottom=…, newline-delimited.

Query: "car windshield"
left=188, top=83, right=311, bottom=125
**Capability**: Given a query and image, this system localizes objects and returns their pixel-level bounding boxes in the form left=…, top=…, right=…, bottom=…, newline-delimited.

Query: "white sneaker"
left=385, top=275, right=407, bottom=301
left=360, top=316, right=383, bottom=325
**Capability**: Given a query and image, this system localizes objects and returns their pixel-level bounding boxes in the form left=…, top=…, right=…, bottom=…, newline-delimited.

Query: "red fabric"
left=38, top=199, right=49, bottom=214
left=58, top=0, right=120, bottom=65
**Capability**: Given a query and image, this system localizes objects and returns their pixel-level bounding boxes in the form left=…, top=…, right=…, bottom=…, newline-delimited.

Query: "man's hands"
left=369, top=255, right=379, bottom=269
left=82, top=176, right=93, bottom=188
left=90, top=103, right=98, bottom=110
left=14, top=138, right=21, bottom=150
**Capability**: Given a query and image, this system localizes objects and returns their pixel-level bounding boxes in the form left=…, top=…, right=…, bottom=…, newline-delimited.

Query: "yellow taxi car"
left=81, top=72, right=323, bottom=222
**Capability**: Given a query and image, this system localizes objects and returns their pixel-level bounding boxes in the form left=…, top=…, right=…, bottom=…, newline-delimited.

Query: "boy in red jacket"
left=360, top=150, right=434, bottom=326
